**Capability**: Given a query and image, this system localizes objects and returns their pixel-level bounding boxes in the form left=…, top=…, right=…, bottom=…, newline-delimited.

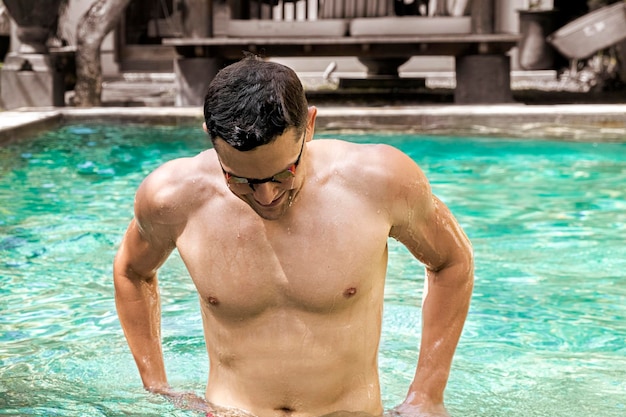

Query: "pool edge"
left=0, top=110, right=64, bottom=145
left=1, top=104, right=625, bottom=142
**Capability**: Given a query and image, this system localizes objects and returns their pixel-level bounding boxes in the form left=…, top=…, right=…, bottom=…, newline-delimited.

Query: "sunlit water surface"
left=1, top=124, right=625, bottom=416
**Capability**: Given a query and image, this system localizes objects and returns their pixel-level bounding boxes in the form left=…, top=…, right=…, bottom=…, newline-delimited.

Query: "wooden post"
left=461, top=0, right=514, bottom=103
left=182, top=0, right=214, bottom=37
left=471, top=0, right=494, bottom=34
left=207, top=0, right=214, bottom=36
left=174, top=56, right=225, bottom=106
left=455, top=55, right=513, bottom=103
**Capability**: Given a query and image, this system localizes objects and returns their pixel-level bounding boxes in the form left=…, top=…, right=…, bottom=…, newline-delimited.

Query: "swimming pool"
left=1, top=124, right=625, bottom=416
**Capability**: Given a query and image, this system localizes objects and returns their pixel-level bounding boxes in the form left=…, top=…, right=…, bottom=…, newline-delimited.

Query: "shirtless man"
left=113, top=56, right=473, bottom=417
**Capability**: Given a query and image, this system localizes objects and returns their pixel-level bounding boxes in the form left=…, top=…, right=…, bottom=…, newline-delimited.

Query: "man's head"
left=203, top=55, right=309, bottom=151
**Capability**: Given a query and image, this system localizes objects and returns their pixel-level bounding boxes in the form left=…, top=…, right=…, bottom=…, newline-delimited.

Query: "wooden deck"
left=165, top=0, right=521, bottom=105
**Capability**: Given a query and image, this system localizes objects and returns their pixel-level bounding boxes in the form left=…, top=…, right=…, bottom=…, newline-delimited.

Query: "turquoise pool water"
left=1, top=124, right=625, bottom=416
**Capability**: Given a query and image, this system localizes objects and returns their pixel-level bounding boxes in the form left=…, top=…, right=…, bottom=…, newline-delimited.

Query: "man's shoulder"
left=135, top=151, right=220, bottom=222
left=314, top=138, right=401, bottom=160
left=313, top=139, right=422, bottom=197
left=141, top=155, right=199, bottom=193
left=316, top=139, right=413, bottom=172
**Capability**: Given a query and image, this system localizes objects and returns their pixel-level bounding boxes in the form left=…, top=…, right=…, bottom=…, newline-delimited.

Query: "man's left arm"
left=386, top=150, right=474, bottom=416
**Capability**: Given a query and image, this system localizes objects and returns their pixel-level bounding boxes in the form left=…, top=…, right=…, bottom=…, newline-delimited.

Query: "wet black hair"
left=203, top=55, right=308, bottom=151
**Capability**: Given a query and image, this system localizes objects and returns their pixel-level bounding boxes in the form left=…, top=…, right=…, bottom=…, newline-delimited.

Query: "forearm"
left=114, top=266, right=168, bottom=391
left=409, top=260, right=474, bottom=404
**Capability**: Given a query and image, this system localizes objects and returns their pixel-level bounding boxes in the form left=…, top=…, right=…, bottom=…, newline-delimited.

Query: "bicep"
left=388, top=159, right=471, bottom=272
left=403, top=195, right=472, bottom=272
left=114, top=217, right=175, bottom=282
left=114, top=168, right=182, bottom=281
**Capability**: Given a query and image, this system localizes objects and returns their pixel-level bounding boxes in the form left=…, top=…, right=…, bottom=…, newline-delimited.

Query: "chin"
left=254, top=209, right=287, bottom=221
left=246, top=192, right=293, bottom=220
left=251, top=204, right=289, bottom=221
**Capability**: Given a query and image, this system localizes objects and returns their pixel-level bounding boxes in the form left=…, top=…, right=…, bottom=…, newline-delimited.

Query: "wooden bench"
left=164, top=0, right=520, bottom=106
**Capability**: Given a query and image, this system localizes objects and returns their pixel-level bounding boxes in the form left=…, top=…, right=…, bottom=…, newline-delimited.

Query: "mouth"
left=253, top=191, right=288, bottom=208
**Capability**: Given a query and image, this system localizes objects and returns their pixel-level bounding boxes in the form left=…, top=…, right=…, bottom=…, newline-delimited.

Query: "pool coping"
left=1, top=104, right=626, bottom=144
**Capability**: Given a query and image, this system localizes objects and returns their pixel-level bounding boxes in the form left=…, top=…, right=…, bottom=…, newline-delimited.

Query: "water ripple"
left=2, top=127, right=625, bottom=416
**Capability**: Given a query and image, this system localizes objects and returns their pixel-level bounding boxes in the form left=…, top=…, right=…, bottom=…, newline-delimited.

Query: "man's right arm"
left=113, top=215, right=175, bottom=392
left=113, top=170, right=180, bottom=392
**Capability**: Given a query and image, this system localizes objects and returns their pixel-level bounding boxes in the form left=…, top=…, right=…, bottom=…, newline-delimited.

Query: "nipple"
left=343, top=287, right=357, bottom=298
left=205, top=296, right=220, bottom=306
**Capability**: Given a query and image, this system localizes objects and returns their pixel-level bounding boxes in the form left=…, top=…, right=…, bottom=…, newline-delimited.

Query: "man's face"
left=214, top=128, right=307, bottom=221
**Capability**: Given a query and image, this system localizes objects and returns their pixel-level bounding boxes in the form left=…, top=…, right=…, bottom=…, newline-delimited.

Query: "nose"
left=251, top=182, right=281, bottom=205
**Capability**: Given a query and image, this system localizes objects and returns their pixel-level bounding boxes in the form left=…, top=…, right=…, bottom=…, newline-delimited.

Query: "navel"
left=343, top=287, right=357, bottom=298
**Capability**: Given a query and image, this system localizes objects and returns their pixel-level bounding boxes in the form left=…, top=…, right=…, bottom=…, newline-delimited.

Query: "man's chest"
left=174, top=200, right=390, bottom=318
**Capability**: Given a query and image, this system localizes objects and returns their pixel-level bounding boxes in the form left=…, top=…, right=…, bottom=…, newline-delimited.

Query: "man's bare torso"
left=156, top=140, right=395, bottom=417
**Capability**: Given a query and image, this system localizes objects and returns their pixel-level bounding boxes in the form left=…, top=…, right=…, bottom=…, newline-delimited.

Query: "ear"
left=305, top=106, right=318, bottom=141
left=202, top=122, right=208, bottom=133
